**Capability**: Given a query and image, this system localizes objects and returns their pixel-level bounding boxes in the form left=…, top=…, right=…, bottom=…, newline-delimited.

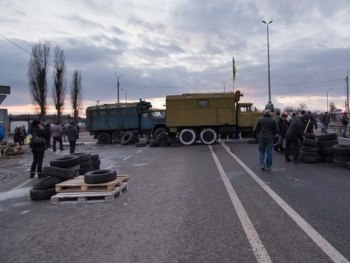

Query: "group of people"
left=29, top=120, right=79, bottom=178
left=253, top=110, right=336, bottom=171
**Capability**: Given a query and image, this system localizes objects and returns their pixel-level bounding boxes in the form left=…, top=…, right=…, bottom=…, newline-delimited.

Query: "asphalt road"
left=0, top=133, right=349, bottom=263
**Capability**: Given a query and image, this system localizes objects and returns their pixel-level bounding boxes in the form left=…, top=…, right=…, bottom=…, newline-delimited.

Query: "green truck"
left=85, top=100, right=166, bottom=144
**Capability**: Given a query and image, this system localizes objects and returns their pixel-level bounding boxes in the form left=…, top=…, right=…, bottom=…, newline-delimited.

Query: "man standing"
left=66, top=122, right=78, bottom=153
left=253, top=110, right=279, bottom=171
left=341, top=112, right=349, bottom=138
left=321, top=112, right=331, bottom=133
left=285, top=115, right=309, bottom=163
left=50, top=121, right=64, bottom=152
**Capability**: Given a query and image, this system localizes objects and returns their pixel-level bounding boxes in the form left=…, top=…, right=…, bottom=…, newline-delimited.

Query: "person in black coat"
left=29, top=119, right=47, bottom=178
left=285, top=115, right=309, bottom=163
left=66, top=122, right=79, bottom=153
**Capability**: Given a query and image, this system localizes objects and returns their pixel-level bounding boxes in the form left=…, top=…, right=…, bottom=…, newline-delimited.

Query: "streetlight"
left=121, top=88, right=127, bottom=103
left=262, top=20, right=274, bottom=112
left=327, top=88, right=332, bottom=112
left=115, top=73, right=123, bottom=104
left=346, top=70, right=350, bottom=112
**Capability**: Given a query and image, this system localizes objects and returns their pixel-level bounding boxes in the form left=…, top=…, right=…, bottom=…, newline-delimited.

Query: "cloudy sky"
left=1, top=0, right=350, bottom=116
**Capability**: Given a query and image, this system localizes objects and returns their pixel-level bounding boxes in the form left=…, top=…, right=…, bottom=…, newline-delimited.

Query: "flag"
left=232, top=57, right=237, bottom=81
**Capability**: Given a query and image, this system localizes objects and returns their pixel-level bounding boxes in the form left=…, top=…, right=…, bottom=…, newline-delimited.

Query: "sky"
left=1, top=0, right=350, bottom=117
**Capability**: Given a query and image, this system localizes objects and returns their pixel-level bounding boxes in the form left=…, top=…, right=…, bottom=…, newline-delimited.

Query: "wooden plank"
left=51, top=183, right=128, bottom=204
left=55, top=174, right=129, bottom=192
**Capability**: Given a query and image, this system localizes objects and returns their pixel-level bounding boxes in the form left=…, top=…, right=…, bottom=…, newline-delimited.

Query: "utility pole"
left=115, top=73, right=123, bottom=104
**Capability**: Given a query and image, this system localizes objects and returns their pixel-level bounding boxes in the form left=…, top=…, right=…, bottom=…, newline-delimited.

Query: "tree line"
left=28, top=42, right=82, bottom=123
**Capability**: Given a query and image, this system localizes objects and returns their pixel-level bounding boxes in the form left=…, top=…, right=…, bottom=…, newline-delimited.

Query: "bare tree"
left=71, top=70, right=82, bottom=123
left=28, top=42, right=50, bottom=120
left=52, top=46, right=66, bottom=121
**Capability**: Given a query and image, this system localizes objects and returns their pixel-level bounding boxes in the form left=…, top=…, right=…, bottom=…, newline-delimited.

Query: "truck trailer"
left=165, top=90, right=261, bottom=145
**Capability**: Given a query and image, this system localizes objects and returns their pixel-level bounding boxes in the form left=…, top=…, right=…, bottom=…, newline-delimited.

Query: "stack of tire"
left=70, top=153, right=94, bottom=175
left=91, top=154, right=101, bottom=170
left=300, top=133, right=321, bottom=163
left=317, top=133, right=338, bottom=163
left=29, top=166, right=76, bottom=201
left=332, top=145, right=350, bottom=168
left=50, top=155, right=81, bottom=176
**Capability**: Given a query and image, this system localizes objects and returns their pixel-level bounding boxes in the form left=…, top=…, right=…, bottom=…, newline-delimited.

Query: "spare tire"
left=84, top=169, right=117, bottom=184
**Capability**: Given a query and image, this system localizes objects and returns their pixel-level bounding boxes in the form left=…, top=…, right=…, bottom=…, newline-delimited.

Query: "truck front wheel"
left=179, top=129, right=196, bottom=145
left=200, top=128, right=217, bottom=145
left=98, top=132, right=112, bottom=144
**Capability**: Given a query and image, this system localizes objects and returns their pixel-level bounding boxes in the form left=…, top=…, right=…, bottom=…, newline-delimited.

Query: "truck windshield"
left=151, top=111, right=162, bottom=118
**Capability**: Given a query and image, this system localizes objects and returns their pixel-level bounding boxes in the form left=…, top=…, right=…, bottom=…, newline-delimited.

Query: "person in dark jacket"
left=341, top=112, right=349, bottom=138
left=321, top=112, right=331, bottom=133
left=285, top=115, right=308, bottom=163
left=253, top=110, right=279, bottom=171
left=66, top=122, right=78, bottom=153
left=305, top=111, right=318, bottom=134
left=29, top=119, right=47, bottom=178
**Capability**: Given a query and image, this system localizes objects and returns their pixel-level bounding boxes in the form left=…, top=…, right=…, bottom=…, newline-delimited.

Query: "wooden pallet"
left=55, top=174, right=129, bottom=193
left=51, top=183, right=128, bottom=204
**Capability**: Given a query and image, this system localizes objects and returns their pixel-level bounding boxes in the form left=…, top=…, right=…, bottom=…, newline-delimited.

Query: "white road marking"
left=122, top=155, right=132, bottom=161
left=209, top=145, right=272, bottom=263
left=220, top=141, right=349, bottom=263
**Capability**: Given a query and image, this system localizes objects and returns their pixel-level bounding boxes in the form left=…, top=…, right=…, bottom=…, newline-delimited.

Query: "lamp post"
left=262, top=20, right=274, bottom=112
left=346, top=70, right=349, bottom=112
left=327, top=88, right=332, bottom=112
left=121, top=88, right=127, bottom=103
left=115, top=73, right=123, bottom=104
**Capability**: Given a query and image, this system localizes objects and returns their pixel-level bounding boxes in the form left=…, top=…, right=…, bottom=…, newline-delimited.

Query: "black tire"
left=320, top=147, right=334, bottom=155
left=71, top=152, right=91, bottom=162
left=50, top=155, right=80, bottom=168
left=332, top=145, right=350, bottom=156
left=153, top=127, right=167, bottom=139
left=42, top=166, right=75, bottom=180
left=98, top=132, right=112, bottom=144
left=300, top=151, right=320, bottom=158
left=303, top=139, right=319, bottom=147
left=84, top=169, right=117, bottom=184
left=300, top=156, right=320, bottom=163
left=200, top=128, right=217, bottom=145
left=112, top=131, right=122, bottom=143
left=179, top=129, right=196, bottom=145
left=304, top=133, right=317, bottom=140
left=121, top=131, right=135, bottom=145
left=90, top=154, right=100, bottom=161
left=300, top=146, right=319, bottom=153
left=80, top=159, right=93, bottom=168
left=30, top=188, right=56, bottom=201
left=333, top=159, right=347, bottom=167
left=333, top=154, right=350, bottom=162
left=318, top=139, right=338, bottom=148
left=317, top=133, right=338, bottom=141
left=32, top=176, right=64, bottom=190
left=92, top=159, right=101, bottom=166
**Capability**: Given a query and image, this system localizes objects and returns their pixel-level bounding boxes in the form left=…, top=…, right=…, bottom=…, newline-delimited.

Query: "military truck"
left=165, top=90, right=261, bottom=145
left=85, top=100, right=166, bottom=144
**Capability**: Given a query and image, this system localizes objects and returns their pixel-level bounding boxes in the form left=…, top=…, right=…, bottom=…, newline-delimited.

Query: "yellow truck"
left=165, top=90, right=261, bottom=145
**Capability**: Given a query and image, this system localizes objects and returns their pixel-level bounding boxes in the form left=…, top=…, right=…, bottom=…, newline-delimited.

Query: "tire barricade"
left=30, top=152, right=103, bottom=201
